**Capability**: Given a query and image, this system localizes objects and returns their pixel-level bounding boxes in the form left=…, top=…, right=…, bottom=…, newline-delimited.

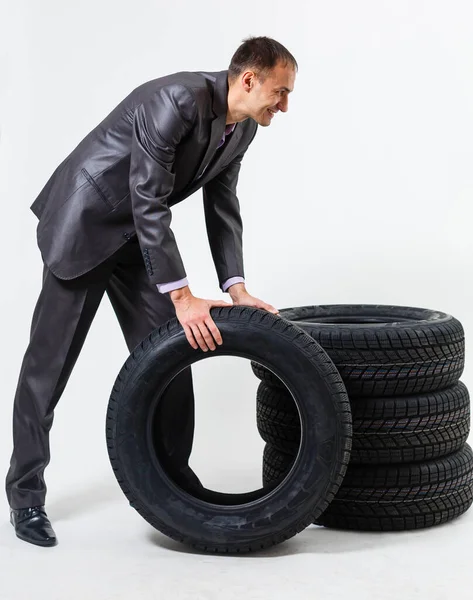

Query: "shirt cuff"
left=222, top=276, right=245, bottom=292
left=156, top=278, right=189, bottom=294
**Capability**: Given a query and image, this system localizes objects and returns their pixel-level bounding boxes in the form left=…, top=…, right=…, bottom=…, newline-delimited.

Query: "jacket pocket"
left=81, top=168, right=115, bottom=210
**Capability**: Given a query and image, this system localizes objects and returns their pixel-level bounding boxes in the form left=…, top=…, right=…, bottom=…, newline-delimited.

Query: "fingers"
left=198, top=322, right=217, bottom=351
left=209, top=300, right=233, bottom=307
left=190, top=321, right=222, bottom=352
left=237, top=300, right=280, bottom=315
left=205, top=317, right=223, bottom=347
left=190, top=324, right=209, bottom=351
left=183, top=324, right=198, bottom=350
left=180, top=299, right=278, bottom=353
left=257, top=302, right=279, bottom=315
left=175, top=296, right=227, bottom=352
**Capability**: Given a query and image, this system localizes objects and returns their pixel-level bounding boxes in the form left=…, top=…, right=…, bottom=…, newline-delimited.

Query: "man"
left=6, top=35, right=297, bottom=547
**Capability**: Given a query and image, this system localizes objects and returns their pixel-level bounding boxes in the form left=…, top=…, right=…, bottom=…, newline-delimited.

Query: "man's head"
left=227, top=36, right=297, bottom=127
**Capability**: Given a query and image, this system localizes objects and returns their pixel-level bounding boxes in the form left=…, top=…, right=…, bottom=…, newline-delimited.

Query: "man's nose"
left=277, top=97, right=289, bottom=112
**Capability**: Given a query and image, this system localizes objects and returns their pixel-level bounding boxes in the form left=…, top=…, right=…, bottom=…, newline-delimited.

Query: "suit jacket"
left=30, top=70, right=258, bottom=286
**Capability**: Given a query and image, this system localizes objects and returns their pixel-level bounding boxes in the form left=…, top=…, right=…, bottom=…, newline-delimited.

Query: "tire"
left=262, top=443, right=295, bottom=485
left=252, top=304, right=465, bottom=397
left=257, top=381, right=470, bottom=463
left=263, top=444, right=473, bottom=531
left=252, top=360, right=286, bottom=390
left=257, top=384, right=301, bottom=455
left=106, top=306, right=352, bottom=553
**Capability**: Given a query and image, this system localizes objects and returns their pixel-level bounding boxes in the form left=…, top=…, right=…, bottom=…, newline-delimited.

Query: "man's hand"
left=170, top=286, right=232, bottom=351
left=227, top=283, right=279, bottom=315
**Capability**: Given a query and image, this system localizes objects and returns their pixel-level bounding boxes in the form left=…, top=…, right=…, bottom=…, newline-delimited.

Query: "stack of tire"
left=254, top=304, right=473, bottom=531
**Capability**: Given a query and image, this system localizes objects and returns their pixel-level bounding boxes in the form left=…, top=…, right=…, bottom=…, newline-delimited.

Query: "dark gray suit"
left=6, top=69, right=258, bottom=509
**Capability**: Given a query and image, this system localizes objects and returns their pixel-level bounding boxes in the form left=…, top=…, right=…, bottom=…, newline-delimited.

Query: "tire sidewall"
left=109, top=314, right=351, bottom=547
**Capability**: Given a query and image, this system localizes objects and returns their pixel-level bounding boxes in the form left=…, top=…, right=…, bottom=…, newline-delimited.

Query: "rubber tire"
left=106, top=306, right=352, bottom=553
left=257, top=381, right=470, bottom=463
left=251, top=304, right=465, bottom=397
left=262, top=443, right=296, bottom=485
left=263, top=443, right=473, bottom=531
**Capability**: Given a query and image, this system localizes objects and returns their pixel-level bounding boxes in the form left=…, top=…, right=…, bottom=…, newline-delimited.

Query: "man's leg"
left=105, top=238, right=201, bottom=490
left=5, top=260, right=114, bottom=510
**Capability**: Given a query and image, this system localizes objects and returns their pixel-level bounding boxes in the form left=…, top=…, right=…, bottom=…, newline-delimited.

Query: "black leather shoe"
left=10, top=506, right=57, bottom=547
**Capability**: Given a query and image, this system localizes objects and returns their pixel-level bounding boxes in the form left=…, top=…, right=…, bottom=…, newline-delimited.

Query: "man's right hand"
left=170, top=286, right=232, bottom=351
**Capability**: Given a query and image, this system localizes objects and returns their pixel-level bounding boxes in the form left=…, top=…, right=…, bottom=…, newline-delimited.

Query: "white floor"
left=1, top=464, right=471, bottom=600
left=1, top=356, right=471, bottom=600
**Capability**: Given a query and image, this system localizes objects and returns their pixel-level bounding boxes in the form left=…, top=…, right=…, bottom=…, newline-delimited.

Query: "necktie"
left=217, top=123, right=236, bottom=149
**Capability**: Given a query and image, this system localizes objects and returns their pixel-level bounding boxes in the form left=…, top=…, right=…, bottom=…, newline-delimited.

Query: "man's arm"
left=202, top=133, right=279, bottom=316
left=132, top=90, right=245, bottom=296
left=129, top=84, right=197, bottom=284
left=202, top=150, right=247, bottom=291
left=130, top=85, right=234, bottom=351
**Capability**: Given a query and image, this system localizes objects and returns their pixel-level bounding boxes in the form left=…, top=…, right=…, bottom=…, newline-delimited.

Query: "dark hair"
left=228, top=36, right=298, bottom=83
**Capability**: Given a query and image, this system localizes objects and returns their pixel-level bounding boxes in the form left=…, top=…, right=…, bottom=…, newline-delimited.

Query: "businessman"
left=6, top=35, right=297, bottom=546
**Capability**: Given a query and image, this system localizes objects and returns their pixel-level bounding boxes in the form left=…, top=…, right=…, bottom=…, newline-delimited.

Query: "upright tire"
left=106, top=307, right=352, bottom=553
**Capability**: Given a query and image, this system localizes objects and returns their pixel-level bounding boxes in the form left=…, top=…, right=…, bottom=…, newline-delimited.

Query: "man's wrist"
left=156, top=277, right=189, bottom=294
left=169, top=285, right=193, bottom=304
left=228, top=282, right=247, bottom=300
left=222, top=276, right=245, bottom=293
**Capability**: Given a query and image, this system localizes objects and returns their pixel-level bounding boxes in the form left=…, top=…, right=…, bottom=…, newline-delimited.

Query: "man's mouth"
left=267, top=108, right=277, bottom=118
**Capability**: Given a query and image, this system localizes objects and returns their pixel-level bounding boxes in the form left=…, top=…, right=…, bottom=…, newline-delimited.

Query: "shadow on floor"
left=47, top=479, right=122, bottom=521
left=146, top=520, right=422, bottom=557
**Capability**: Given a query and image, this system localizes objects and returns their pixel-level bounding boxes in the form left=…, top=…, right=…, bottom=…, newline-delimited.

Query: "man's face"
left=245, top=61, right=296, bottom=126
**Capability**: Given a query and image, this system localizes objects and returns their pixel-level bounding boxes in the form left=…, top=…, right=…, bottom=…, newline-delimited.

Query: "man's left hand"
left=227, top=283, right=279, bottom=315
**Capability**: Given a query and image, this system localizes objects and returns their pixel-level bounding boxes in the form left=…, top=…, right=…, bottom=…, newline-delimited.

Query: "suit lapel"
left=196, top=115, right=225, bottom=178
left=215, top=124, right=243, bottom=165
left=195, top=70, right=242, bottom=179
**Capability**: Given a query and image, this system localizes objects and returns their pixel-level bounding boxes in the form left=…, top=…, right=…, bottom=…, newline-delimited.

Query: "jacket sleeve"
left=202, top=149, right=247, bottom=290
left=129, top=85, right=197, bottom=284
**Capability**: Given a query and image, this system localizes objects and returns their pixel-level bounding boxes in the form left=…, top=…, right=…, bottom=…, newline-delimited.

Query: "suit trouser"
left=5, top=236, right=197, bottom=509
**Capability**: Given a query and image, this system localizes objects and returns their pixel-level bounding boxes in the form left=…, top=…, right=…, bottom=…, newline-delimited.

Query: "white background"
left=0, top=1, right=472, bottom=599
